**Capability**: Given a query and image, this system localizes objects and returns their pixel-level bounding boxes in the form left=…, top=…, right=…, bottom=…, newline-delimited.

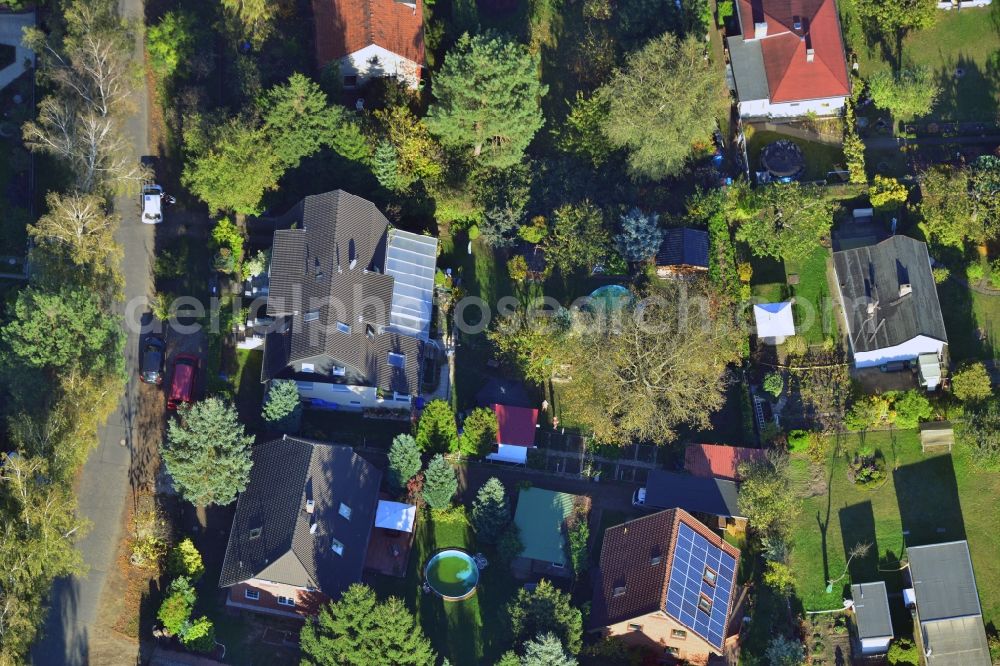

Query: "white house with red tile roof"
left=486, top=404, right=539, bottom=464
left=727, top=0, right=851, bottom=118
left=312, top=0, right=424, bottom=89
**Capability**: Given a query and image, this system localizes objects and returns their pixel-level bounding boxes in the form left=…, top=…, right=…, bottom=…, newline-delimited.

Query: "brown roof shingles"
left=312, top=0, right=425, bottom=67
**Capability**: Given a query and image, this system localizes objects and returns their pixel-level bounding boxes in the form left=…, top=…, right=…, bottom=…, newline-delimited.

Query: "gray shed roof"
left=655, top=227, right=709, bottom=269
left=851, top=582, right=893, bottom=640
left=908, top=540, right=991, bottom=666
left=727, top=36, right=769, bottom=102
left=832, top=235, right=948, bottom=353
left=644, top=470, right=743, bottom=519
left=219, top=437, right=381, bottom=598
left=262, top=191, right=433, bottom=394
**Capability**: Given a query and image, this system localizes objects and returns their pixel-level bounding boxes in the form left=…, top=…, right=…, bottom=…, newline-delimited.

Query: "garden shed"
left=850, top=581, right=893, bottom=654
left=920, top=421, right=954, bottom=452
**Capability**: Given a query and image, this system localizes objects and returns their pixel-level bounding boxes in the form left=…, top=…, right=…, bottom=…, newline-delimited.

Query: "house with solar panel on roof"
left=259, top=190, right=441, bottom=411
left=726, top=0, right=851, bottom=119
left=590, top=508, right=743, bottom=663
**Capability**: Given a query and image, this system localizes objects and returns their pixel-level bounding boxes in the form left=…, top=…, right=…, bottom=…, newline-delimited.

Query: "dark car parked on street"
left=139, top=337, right=166, bottom=384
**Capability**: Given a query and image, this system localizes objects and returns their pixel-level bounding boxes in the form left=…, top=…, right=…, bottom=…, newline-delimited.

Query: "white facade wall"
left=739, top=95, right=847, bottom=119
left=340, top=45, right=420, bottom=90
left=860, top=636, right=892, bottom=654
left=852, top=335, right=947, bottom=369
left=294, top=380, right=412, bottom=410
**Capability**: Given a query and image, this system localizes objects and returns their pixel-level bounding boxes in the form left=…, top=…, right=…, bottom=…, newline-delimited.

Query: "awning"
left=374, top=500, right=417, bottom=533
left=486, top=444, right=529, bottom=464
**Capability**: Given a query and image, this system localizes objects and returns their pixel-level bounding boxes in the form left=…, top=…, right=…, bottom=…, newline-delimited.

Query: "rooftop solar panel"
left=666, top=522, right=736, bottom=650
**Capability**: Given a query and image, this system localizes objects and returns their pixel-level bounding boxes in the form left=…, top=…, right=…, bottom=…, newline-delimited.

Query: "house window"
left=244, top=589, right=260, bottom=601
left=670, top=629, right=687, bottom=640
left=343, top=75, right=358, bottom=87
left=612, top=586, right=626, bottom=598
left=697, top=594, right=713, bottom=614
left=650, top=555, right=662, bottom=566
left=627, top=623, right=642, bottom=632
left=249, top=527, right=262, bottom=540
left=551, top=561, right=564, bottom=569
left=301, top=363, right=315, bottom=373
left=304, top=310, right=320, bottom=322
left=664, top=646, right=680, bottom=656
left=330, top=538, right=345, bottom=556
left=339, top=503, right=352, bottom=520
left=387, top=352, right=406, bottom=369
left=703, top=567, right=718, bottom=586
left=277, top=596, right=296, bottom=607
left=336, top=321, right=350, bottom=334
left=332, top=365, right=346, bottom=377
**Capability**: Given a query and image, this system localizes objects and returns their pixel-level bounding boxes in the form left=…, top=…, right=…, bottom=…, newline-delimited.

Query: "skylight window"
left=336, top=321, right=350, bottom=334
left=249, top=527, right=262, bottom=540
left=703, top=567, right=718, bottom=586
left=612, top=586, right=626, bottom=598
left=697, top=594, right=713, bottom=614
left=304, top=310, right=320, bottom=322
left=330, top=538, right=344, bottom=556
left=387, top=352, right=406, bottom=369
left=339, top=503, right=352, bottom=520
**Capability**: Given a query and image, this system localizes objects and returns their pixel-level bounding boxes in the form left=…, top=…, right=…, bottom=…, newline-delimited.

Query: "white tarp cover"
left=486, top=444, right=529, bottom=464
left=375, top=500, right=417, bottom=532
left=385, top=229, right=438, bottom=340
left=754, top=302, right=796, bottom=338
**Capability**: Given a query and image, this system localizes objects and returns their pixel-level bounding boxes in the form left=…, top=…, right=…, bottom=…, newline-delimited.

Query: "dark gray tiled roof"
left=655, top=228, right=710, bottom=269
left=727, top=36, right=769, bottom=103
left=262, top=191, right=431, bottom=394
left=833, top=236, right=948, bottom=354
left=644, top=470, right=742, bottom=518
left=851, top=582, right=893, bottom=640
left=219, top=437, right=382, bottom=597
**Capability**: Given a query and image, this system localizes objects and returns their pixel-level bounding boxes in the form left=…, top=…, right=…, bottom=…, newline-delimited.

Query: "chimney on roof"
left=804, top=18, right=814, bottom=62
left=899, top=283, right=912, bottom=297
left=750, top=0, right=766, bottom=38
left=306, top=499, right=315, bottom=514
left=806, top=47, right=815, bottom=62
left=754, top=20, right=768, bottom=39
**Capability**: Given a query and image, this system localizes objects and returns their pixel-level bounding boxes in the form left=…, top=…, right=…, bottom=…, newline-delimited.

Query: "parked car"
left=139, top=337, right=166, bottom=385
left=141, top=184, right=163, bottom=224
left=167, top=354, right=199, bottom=410
left=632, top=487, right=647, bottom=507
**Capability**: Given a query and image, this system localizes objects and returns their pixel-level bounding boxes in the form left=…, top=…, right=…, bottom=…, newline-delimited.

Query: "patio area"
left=363, top=496, right=416, bottom=577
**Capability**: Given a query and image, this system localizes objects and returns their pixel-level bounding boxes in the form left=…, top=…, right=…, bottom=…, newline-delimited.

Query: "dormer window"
left=336, top=321, right=351, bottom=334
left=612, top=586, right=626, bottom=598
left=650, top=555, right=662, bottom=566
left=304, top=310, right=319, bottom=322
left=301, top=362, right=315, bottom=373
left=330, top=538, right=344, bottom=556
left=339, top=503, right=352, bottom=520
left=387, top=352, right=406, bottom=369
left=249, top=527, right=262, bottom=540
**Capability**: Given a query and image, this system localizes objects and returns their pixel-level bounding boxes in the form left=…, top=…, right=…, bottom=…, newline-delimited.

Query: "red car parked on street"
left=167, top=354, right=199, bottom=410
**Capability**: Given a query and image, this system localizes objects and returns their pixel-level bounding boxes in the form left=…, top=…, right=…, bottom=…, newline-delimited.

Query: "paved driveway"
left=31, top=0, right=151, bottom=662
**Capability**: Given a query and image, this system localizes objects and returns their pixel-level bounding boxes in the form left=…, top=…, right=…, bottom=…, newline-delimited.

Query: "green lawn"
left=787, top=430, right=1000, bottom=630
left=840, top=0, right=1000, bottom=120
left=750, top=245, right=835, bottom=345
left=938, top=278, right=1000, bottom=362
left=371, top=508, right=519, bottom=664
left=746, top=131, right=846, bottom=181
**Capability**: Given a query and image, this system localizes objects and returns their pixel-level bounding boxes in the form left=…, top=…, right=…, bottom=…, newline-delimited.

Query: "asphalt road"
left=31, top=0, right=151, bottom=661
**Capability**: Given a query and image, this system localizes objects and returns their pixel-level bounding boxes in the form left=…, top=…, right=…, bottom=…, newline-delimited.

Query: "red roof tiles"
left=312, top=0, right=425, bottom=67
left=737, top=0, right=850, bottom=103
left=684, top=444, right=767, bottom=481
left=492, top=404, right=538, bottom=448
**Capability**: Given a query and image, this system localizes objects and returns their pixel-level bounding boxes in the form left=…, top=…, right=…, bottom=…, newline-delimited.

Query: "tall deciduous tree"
left=163, top=398, right=254, bottom=506
left=737, top=454, right=799, bottom=539
left=181, top=117, right=283, bottom=215
left=427, top=33, right=547, bottom=169
left=147, top=10, right=199, bottom=80
left=471, top=477, right=510, bottom=542
left=459, top=407, right=499, bottom=457
left=867, top=67, right=939, bottom=119
left=261, top=379, right=302, bottom=432
left=415, top=400, right=458, bottom=453
left=1, top=286, right=124, bottom=378
left=374, top=106, right=444, bottom=188
left=300, top=584, right=436, bottom=666
left=508, top=580, right=583, bottom=654
left=555, top=92, right=613, bottom=167
left=421, top=455, right=458, bottom=510
left=387, top=434, right=422, bottom=492
left=615, top=208, right=664, bottom=262
left=598, top=33, right=727, bottom=180
left=260, top=73, right=350, bottom=169
left=560, top=285, right=743, bottom=445
left=918, top=165, right=977, bottom=248
left=734, top=182, right=835, bottom=261
left=854, top=0, right=936, bottom=33
left=28, top=191, right=118, bottom=266
left=0, top=454, right=89, bottom=664
left=488, top=304, right=572, bottom=384
left=951, top=362, right=992, bottom=403
left=220, top=0, right=278, bottom=45
left=545, top=202, right=610, bottom=275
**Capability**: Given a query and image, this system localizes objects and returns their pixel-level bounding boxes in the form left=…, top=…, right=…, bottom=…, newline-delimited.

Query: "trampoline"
left=760, top=140, right=806, bottom=182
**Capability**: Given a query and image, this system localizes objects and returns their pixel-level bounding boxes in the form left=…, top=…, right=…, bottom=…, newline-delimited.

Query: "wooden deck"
left=364, top=524, right=415, bottom=577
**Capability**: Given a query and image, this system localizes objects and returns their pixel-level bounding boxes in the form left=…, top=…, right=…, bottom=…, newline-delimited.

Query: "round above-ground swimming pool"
left=424, top=549, right=480, bottom=601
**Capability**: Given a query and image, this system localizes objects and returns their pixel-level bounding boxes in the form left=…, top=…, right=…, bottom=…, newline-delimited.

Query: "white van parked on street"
left=142, top=184, right=163, bottom=224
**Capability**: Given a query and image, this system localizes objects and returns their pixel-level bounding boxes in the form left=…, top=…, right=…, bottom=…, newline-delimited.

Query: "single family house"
left=590, top=508, right=742, bottom=663
left=312, top=0, right=424, bottom=89
left=655, top=227, right=709, bottom=278
left=905, top=540, right=990, bottom=665
left=832, top=235, right=948, bottom=385
left=727, top=0, right=851, bottom=118
left=261, top=190, right=439, bottom=410
left=850, top=581, right=893, bottom=655
left=219, top=436, right=381, bottom=617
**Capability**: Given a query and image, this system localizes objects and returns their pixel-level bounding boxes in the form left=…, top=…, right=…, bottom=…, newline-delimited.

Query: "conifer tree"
left=421, top=455, right=458, bottom=510
left=471, top=477, right=510, bottom=543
